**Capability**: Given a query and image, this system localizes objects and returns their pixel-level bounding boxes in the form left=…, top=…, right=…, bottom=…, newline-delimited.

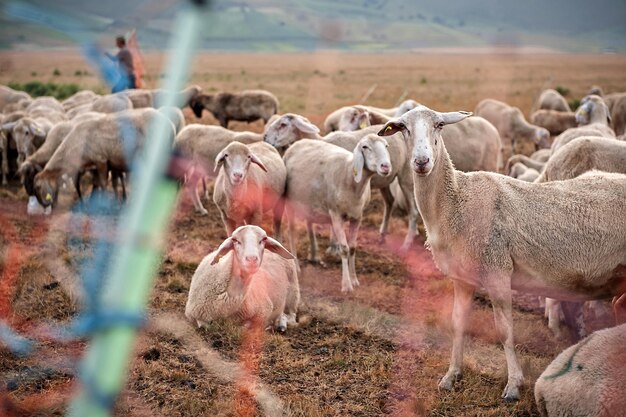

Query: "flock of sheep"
left=1, top=81, right=626, bottom=416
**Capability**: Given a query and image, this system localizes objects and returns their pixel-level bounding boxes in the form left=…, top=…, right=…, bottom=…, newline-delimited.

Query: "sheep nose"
left=245, top=255, right=259, bottom=264
left=414, top=157, right=429, bottom=166
left=380, top=163, right=391, bottom=174
left=232, top=172, right=243, bottom=180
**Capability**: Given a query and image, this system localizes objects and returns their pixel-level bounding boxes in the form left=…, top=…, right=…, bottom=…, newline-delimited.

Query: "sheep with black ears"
left=379, top=104, right=626, bottom=401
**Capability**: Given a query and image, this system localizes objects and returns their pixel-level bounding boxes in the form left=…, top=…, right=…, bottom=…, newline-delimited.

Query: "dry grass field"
left=1, top=51, right=626, bottom=416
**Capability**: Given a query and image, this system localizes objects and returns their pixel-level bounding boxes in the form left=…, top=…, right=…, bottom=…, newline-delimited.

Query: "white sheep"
left=213, top=141, right=286, bottom=237
left=33, top=108, right=174, bottom=207
left=0, top=85, right=31, bottom=112
left=534, top=323, right=626, bottom=417
left=185, top=225, right=299, bottom=332
left=61, top=90, right=99, bottom=112
left=173, top=124, right=265, bottom=215
left=379, top=105, right=626, bottom=401
left=189, top=89, right=278, bottom=128
left=475, top=98, right=550, bottom=160
left=508, top=162, right=540, bottom=182
left=531, top=88, right=571, bottom=113
left=323, top=101, right=417, bottom=134
left=283, top=134, right=392, bottom=292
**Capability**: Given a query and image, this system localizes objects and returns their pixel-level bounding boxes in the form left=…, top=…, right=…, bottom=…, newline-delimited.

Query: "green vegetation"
left=7, top=81, right=80, bottom=100
left=569, top=99, right=581, bottom=111
left=555, top=85, right=571, bottom=97
left=52, top=68, right=61, bottom=76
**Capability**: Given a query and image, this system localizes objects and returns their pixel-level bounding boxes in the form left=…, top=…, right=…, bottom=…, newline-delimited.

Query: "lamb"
left=185, top=225, right=299, bottom=332
left=530, top=109, right=577, bottom=136
left=213, top=141, right=286, bottom=237
left=378, top=105, right=626, bottom=401
left=534, top=323, right=626, bottom=417
left=537, top=136, right=626, bottom=183
left=189, top=89, right=278, bottom=128
left=474, top=98, right=550, bottom=160
left=283, top=135, right=392, bottom=292
left=531, top=88, right=571, bottom=113
left=33, top=108, right=174, bottom=207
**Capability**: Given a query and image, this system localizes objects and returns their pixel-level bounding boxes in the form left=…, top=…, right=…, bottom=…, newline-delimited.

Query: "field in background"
left=1, top=51, right=625, bottom=416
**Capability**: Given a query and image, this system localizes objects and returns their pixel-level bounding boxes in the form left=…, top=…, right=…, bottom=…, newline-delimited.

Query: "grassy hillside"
left=1, top=0, right=625, bottom=51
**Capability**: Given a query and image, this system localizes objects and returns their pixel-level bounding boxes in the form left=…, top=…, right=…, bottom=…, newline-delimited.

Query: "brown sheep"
left=189, top=89, right=279, bottom=128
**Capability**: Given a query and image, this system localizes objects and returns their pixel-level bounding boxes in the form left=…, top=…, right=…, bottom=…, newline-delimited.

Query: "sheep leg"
left=439, top=279, right=475, bottom=391
left=189, top=176, right=208, bottom=215
left=325, top=227, right=341, bottom=256
left=284, top=206, right=300, bottom=275
left=0, top=135, right=7, bottom=185
left=545, top=297, right=562, bottom=337
left=272, top=197, right=285, bottom=241
left=398, top=171, right=419, bottom=251
left=377, top=186, right=394, bottom=244
left=329, top=212, right=352, bottom=293
left=560, top=301, right=586, bottom=342
left=306, top=221, right=322, bottom=264
left=485, top=276, right=524, bottom=401
left=347, top=218, right=360, bottom=288
left=74, top=172, right=84, bottom=203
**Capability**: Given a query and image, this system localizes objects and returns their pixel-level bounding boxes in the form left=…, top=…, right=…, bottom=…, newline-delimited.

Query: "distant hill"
left=1, top=0, right=625, bottom=52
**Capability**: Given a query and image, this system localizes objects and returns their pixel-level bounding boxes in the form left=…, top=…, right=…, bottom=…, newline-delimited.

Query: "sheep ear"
left=353, top=145, right=364, bottom=182
left=367, top=111, right=389, bottom=126
left=210, top=237, right=234, bottom=265
left=378, top=120, right=404, bottom=137
left=190, top=99, right=204, bottom=118
left=358, top=112, right=370, bottom=129
left=293, top=116, right=320, bottom=134
left=1, top=122, right=16, bottom=133
left=440, top=111, right=472, bottom=125
left=30, top=122, right=45, bottom=137
left=264, top=236, right=295, bottom=260
left=604, top=103, right=612, bottom=124
left=249, top=152, right=268, bottom=172
left=214, top=149, right=228, bottom=173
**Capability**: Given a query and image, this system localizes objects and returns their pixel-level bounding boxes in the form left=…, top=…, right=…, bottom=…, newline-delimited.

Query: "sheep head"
left=33, top=169, right=60, bottom=207
left=210, top=225, right=294, bottom=274
left=379, top=105, right=471, bottom=176
left=353, top=134, right=392, bottom=182
left=214, top=142, right=267, bottom=186
left=263, top=113, right=319, bottom=149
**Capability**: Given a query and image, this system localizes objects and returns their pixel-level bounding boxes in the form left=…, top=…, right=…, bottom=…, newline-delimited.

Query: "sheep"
left=119, top=85, right=202, bottom=109
left=474, top=98, right=550, bottom=160
left=0, top=85, right=30, bottom=112
left=17, top=112, right=106, bottom=199
left=534, top=323, right=626, bottom=417
left=0, top=111, right=26, bottom=184
left=33, top=108, right=175, bottom=207
left=283, top=135, right=392, bottom=292
left=157, top=106, right=186, bottom=134
left=185, top=225, right=299, bottom=332
left=213, top=141, right=286, bottom=237
left=537, top=136, right=626, bottom=183
left=262, top=113, right=323, bottom=148
left=173, top=124, right=266, bottom=215
left=7, top=116, right=54, bottom=166
left=607, top=92, right=626, bottom=136
left=25, top=96, right=65, bottom=115
left=323, top=101, right=418, bottom=134
left=324, top=129, right=416, bottom=250
left=378, top=104, right=626, bottom=401
left=62, top=90, right=99, bottom=112
left=530, top=109, right=577, bottom=136
left=509, top=162, right=540, bottom=182
left=189, top=89, right=278, bottom=128
left=532, top=88, right=571, bottom=113
left=3, top=98, right=32, bottom=113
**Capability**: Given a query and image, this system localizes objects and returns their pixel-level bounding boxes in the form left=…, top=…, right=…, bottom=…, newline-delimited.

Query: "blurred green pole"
left=68, top=2, right=207, bottom=416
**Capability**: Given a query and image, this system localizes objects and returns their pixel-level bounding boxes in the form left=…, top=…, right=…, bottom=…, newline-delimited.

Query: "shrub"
left=7, top=81, right=80, bottom=100
left=569, top=98, right=581, bottom=110
left=52, top=68, right=61, bottom=76
left=555, top=85, right=570, bottom=97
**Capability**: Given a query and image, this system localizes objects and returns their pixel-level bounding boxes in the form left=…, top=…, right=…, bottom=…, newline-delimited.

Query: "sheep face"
left=210, top=225, right=294, bottom=274
left=534, top=127, right=551, bottom=149
left=17, top=161, right=43, bottom=196
left=339, top=107, right=370, bottom=131
left=263, top=114, right=319, bottom=148
left=378, top=107, right=471, bottom=176
left=576, top=95, right=611, bottom=126
left=214, top=142, right=267, bottom=186
left=12, top=118, right=45, bottom=160
left=354, top=135, right=392, bottom=181
left=33, top=170, right=59, bottom=207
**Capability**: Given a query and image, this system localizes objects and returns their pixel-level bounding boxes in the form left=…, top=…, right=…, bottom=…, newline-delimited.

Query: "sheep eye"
left=436, top=122, right=444, bottom=129
left=231, top=238, right=240, bottom=245
left=362, top=145, right=370, bottom=150
left=260, top=237, right=267, bottom=244
left=280, top=123, right=287, bottom=129
left=247, top=155, right=252, bottom=159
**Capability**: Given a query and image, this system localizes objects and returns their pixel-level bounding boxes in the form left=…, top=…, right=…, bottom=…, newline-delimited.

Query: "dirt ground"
left=1, top=51, right=625, bottom=416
